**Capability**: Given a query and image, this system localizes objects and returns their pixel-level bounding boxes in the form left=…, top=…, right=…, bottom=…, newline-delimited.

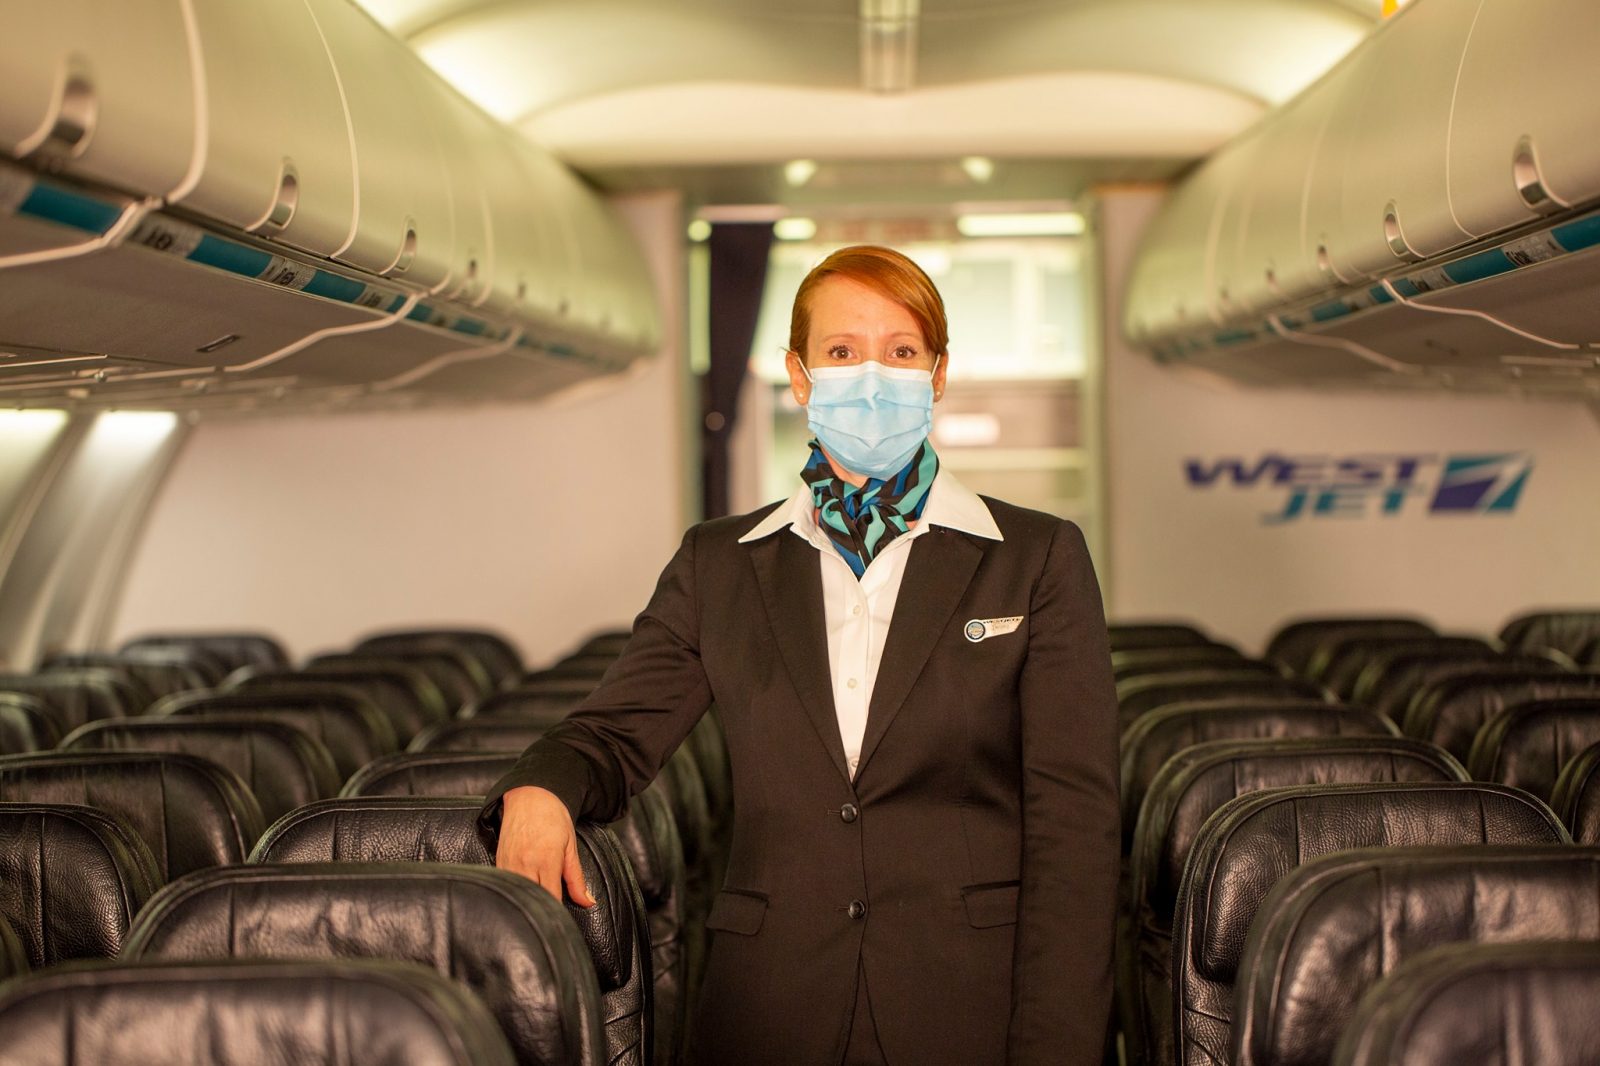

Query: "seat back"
left=611, top=781, right=689, bottom=1066
left=462, top=686, right=584, bottom=722
left=234, top=662, right=450, bottom=744
left=346, top=637, right=496, bottom=699
left=61, top=716, right=340, bottom=823
left=154, top=688, right=397, bottom=781
left=0, top=752, right=264, bottom=879
left=0, top=914, right=26, bottom=981
left=39, top=652, right=208, bottom=702
left=1107, top=623, right=1211, bottom=652
left=0, top=693, right=59, bottom=754
left=1171, top=782, right=1568, bottom=1066
left=1361, top=649, right=1516, bottom=721
left=408, top=719, right=547, bottom=752
left=1552, top=738, right=1600, bottom=844
left=119, top=642, right=232, bottom=687
left=0, top=802, right=159, bottom=967
left=340, top=751, right=517, bottom=797
left=0, top=958, right=517, bottom=1066
left=1266, top=617, right=1435, bottom=676
left=0, top=670, right=138, bottom=732
left=1117, top=670, right=1324, bottom=728
left=1118, top=700, right=1397, bottom=850
left=1317, top=634, right=1495, bottom=699
left=126, top=862, right=605, bottom=1066
left=120, top=632, right=289, bottom=675
left=1498, top=610, right=1600, bottom=660
left=1235, top=845, right=1600, bottom=1066
left=1467, top=697, right=1600, bottom=802
left=1111, top=645, right=1249, bottom=683
left=310, top=650, right=482, bottom=713
left=1405, top=670, right=1600, bottom=760
left=356, top=628, right=523, bottom=686
left=1125, top=738, right=1467, bottom=1066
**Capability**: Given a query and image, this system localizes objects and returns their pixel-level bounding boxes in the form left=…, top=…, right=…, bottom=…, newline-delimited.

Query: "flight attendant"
left=479, top=245, right=1119, bottom=1066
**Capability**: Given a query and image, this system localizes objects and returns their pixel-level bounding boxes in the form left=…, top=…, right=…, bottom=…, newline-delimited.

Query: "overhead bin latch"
left=1512, top=135, right=1566, bottom=214
left=26, top=57, right=97, bottom=170
left=254, top=160, right=300, bottom=235
left=1383, top=201, right=1422, bottom=262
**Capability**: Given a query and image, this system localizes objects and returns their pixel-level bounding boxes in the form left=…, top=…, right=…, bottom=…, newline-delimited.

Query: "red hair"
left=787, top=245, right=949, bottom=359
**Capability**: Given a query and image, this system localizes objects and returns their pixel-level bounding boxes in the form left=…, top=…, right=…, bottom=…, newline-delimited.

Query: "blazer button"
left=840, top=803, right=859, bottom=824
left=847, top=899, right=867, bottom=920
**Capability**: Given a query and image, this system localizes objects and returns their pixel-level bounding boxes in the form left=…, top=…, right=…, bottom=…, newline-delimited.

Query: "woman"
left=479, top=245, right=1119, bottom=1066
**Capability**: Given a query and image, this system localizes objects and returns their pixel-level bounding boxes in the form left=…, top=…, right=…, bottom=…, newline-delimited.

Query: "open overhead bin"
left=1124, top=0, right=1600, bottom=395
left=0, top=0, right=660, bottom=413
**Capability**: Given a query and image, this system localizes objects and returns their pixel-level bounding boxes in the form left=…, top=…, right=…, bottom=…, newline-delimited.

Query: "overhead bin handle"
left=1512, top=136, right=1569, bottom=214
left=21, top=57, right=97, bottom=168
left=252, top=159, right=299, bottom=234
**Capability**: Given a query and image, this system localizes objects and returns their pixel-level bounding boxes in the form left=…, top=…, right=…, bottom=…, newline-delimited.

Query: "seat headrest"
left=120, top=632, right=289, bottom=674
left=0, top=912, right=28, bottom=980
left=0, top=751, right=265, bottom=879
left=1118, top=700, right=1396, bottom=847
left=154, top=689, right=398, bottom=780
left=0, top=957, right=517, bottom=1066
left=1134, top=737, right=1467, bottom=921
left=1266, top=618, right=1435, bottom=675
left=1553, top=738, right=1600, bottom=844
left=1234, top=845, right=1600, bottom=1066
left=340, top=751, right=517, bottom=798
left=0, top=672, right=137, bottom=731
left=1406, top=669, right=1600, bottom=758
left=1333, top=941, right=1600, bottom=1066
left=125, top=863, right=603, bottom=1066
left=1318, top=635, right=1493, bottom=698
left=233, top=665, right=447, bottom=743
left=356, top=628, right=523, bottom=684
left=1179, top=783, right=1568, bottom=990
left=0, top=802, right=159, bottom=967
left=0, top=693, right=60, bottom=753
left=1117, top=671, right=1324, bottom=728
left=1499, top=610, right=1600, bottom=659
left=59, top=716, right=340, bottom=823
left=407, top=720, right=547, bottom=753
left=1466, top=697, right=1600, bottom=802
left=462, top=688, right=584, bottom=722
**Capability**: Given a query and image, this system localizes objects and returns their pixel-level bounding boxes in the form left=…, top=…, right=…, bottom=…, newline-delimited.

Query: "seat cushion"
left=0, top=958, right=516, bottom=1066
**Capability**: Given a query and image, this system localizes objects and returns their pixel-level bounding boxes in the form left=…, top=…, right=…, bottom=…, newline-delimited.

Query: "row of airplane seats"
left=1109, top=609, right=1600, bottom=1066
left=0, top=626, right=722, bottom=1066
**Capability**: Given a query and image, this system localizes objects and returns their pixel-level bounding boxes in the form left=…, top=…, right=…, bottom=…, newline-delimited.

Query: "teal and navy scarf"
left=802, top=438, right=939, bottom=579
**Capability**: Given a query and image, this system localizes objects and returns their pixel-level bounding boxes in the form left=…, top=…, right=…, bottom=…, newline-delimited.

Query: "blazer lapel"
left=856, top=529, right=985, bottom=775
left=747, top=530, right=852, bottom=783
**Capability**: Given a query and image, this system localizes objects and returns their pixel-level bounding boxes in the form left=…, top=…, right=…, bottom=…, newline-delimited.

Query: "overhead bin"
left=1125, top=0, right=1600, bottom=394
left=0, top=0, right=659, bottom=412
left=0, top=0, right=197, bottom=200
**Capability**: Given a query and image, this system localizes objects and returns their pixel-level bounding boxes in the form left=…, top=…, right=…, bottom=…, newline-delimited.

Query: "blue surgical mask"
left=800, top=356, right=941, bottom=479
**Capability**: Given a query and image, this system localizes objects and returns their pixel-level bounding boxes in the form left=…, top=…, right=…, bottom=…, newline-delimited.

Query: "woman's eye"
left=827, top=345, right=852, bottom=360
left=894, top=346, right=919, bottom=359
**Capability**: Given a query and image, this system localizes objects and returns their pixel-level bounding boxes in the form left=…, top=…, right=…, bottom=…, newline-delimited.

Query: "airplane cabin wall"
left=107, top=190, right=692, bottom=669
left=1096, top=186, right=1600, bottom=655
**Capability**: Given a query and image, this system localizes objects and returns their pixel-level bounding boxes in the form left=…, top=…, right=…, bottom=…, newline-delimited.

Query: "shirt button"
left=847, top=899, right=867, bottom=920
left=852, top=604, right=863, bottom=616
left=847, top=678, right=858, bottom=689
left=840, top=803, right=859, bottom=824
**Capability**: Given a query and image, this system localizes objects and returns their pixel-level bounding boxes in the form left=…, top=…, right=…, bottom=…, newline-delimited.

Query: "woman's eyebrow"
left=818, top=331, right=922, bottom=342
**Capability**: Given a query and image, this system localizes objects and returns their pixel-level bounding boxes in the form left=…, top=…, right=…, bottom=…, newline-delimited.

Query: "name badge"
left=964, top=616, right=1023, bottom=643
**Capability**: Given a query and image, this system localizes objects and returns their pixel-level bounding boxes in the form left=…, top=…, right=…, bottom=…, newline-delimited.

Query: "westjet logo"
left=1182, top=452, right=1532, bottom=524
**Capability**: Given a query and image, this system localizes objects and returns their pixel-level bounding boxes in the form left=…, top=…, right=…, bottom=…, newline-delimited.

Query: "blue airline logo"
left=1182, top=452, right=1532, bottom=524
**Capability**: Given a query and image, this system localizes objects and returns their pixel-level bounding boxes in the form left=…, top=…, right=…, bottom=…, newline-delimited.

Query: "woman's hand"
left=495, top=784, right=596, bottom=907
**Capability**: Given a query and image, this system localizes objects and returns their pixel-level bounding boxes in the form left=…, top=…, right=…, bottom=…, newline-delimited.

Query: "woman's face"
left=785, top=275, right=948, bottom=408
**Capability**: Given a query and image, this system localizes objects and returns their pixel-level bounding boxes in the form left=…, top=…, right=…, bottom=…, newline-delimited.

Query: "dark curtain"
left=701, top=221, right=775, bottom=519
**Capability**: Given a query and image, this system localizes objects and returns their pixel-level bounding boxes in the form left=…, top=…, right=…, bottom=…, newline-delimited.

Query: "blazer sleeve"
left=1008, top=519, right=1121, bottom=1066
left=477, top=522, right=713, bottom=851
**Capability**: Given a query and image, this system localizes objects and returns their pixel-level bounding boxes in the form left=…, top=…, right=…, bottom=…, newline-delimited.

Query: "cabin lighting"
left=774, top=217, right=818, bottom=241
left=956, top=212, right=1085, bottom=238
left=784, top=159, right=819, bottom=187
left=960, top=156, right=995, bottom=184
left=687, top=219, right=712, bottom=243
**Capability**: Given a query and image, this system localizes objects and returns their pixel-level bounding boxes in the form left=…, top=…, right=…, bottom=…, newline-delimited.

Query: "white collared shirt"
left=738, top=466, right=1003, bottom=778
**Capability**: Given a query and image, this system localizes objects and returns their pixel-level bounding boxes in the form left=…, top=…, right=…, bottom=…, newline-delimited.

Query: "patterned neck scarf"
left=801, top=437, right=940, bottom=579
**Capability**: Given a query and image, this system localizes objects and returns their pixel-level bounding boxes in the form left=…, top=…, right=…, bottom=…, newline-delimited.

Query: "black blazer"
left=480, top=496, right=1120, bottom=1066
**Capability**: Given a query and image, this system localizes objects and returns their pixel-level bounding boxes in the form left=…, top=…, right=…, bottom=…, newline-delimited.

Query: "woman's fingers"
left=563, top=835, right=596, bottom=908
left=495, top=784, right=593, bottom=907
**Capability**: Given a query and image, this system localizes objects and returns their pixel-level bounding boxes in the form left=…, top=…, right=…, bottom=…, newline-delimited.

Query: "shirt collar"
left=737, top=465, right=1003, bottom=544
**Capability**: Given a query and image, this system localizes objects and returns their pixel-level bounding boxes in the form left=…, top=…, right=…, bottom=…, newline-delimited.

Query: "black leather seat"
left=549, top=652, right=620, bottom=677
left=117, top=641, right=232, bottom=687
left=0, top=958, right=517, bottom=1066
left=125, top=862, right=607, bottom=1066
left=1333, top=941, right=1600, bottom=1066
left=610, top=781, right=690, bottom=1066
left=1266, top=617, right=1435, bottom=677
left=1169, top=782, right=1568, bottom=1066
left=1499, top=610, right=1600, bottom=662
left=248, top=796, right=652, bottom=1066
left=346, top=638, right=495, bottom=699
left=1315, top=634, right=1496, bottom=699
left=516, top=669, right=604, bottom=695
left=310, top=650, right=482, bottom=715
left=341, top=751, right=516, bottom=797
left=0, top=693, right=59, bottom=754
left=1123, top=737, right=1468, bottom=1066
left=0, top=914, right=26, bottom=980
left=1111, top=645, right=1256, bottom=683
left=409, top=719, right=547, bottom=752
left=0, top=751, right=264, bottom=879
left=1355, top=645, right=1509, bottom=719
left=120, top=632, right=289, bottom=676
left=1117, top=699, right=1397, bottom=851
left=1117, top=670, right=1326, bottom=731
left=355, top=628, right=523, bottom=687
left=1583, top=634, right=1600, bottom=668
left=1107, top=623, right=1212, bottom=652
left=1233, top=845, right=1600, bottom=1066
left=1403, top=668, right=1600, bottom=761
left=153, top=688, right=398, bottom=781
left=581, top=632, right=634, bottom=657
left=0, top=669, right=140, bottom=733
left=1552, top=738, right=1600, bottom=844
left=0, top=802, right=159, bottom=967
left=232, top=661, right=450, bottom=744
left=61, top=716, right=340, bottom=823
left=463, top=686, right=586, bottom=723
left=1466, top=697, right=1600, bottom=803
left=39, top=651, right=208, bottom=703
